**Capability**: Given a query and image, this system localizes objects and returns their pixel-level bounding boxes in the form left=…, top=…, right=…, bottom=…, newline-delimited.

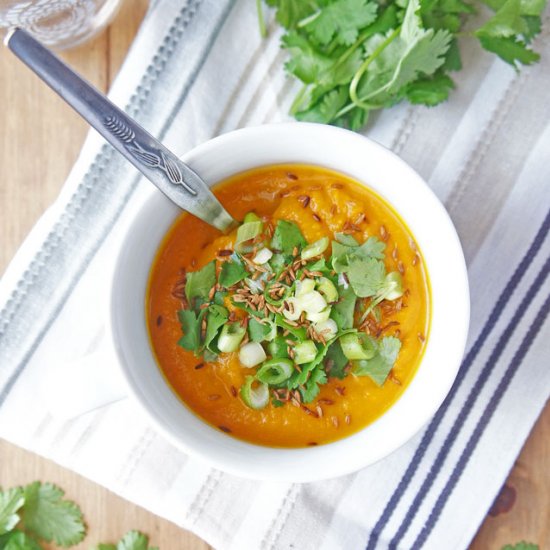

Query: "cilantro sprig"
left=260, top=0, right=547, bottom=130
left=175, top=211, right=412, bottom=412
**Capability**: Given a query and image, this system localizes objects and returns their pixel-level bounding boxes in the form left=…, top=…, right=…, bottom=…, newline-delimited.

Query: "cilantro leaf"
left=475, top=0, right=528, bottom=38
left=177, top=310, right=201, bottom=352
left=185, top=261, right=216, bottom=305
left=204, top=305, right=228, bottom=353
left=477, top=35, right=539, bottom=66
left=500, top=543, right=539, bottom=550
left=303, top=0, right=378, bottom=46
left=92, top=530, right=158, bottom=550
left=347, top=256, right=386, bottom=297
left=270, top=220, right=307, bottom=255
left=266, top=0, right=315, bottom=28
left=0, top=488, right=24, bottom=536
left=21, top=482, right=85, bottom=547
left=301, top=367, right=328, bottom=402
left=1, top=530, right=42, bottom=550
left=325, top=340, right=349, bottom=379
left=248, top=318, right=272, bottom=342
left=354, top=336, right=401, bottom=385
left=219, top=256, right=248, bottom=288
left=331, top=285, right=357, bottom=329
left=356, top=236, right=386, bottom=260
left=405, top=72, right=454, bottom=105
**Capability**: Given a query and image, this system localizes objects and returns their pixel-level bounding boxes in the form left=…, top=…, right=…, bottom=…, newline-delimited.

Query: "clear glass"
left=0, top=0, right=123, bottom=50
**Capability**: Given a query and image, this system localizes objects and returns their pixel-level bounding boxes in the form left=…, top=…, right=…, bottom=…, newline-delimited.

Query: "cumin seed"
left=194, top=363, right=205, bottom=370
left=156, top=315, right=163, bottom=327
left=208, top=394, right=221, bottom=401
left=398, top=261, right=405, bottom=275
left=297, top=195, right=310, bottom=208
left=392, top=247, right=399, bottom=261
left=380, top=225, right=388, bottom=241
left=331, top=182, right=343, bottom=189
left=412, top=253, right=420, bottom=266
left=335, top=386, right=346, bottom=396
left=345, top=414, right=351, bottom=425
left=217, top=249, right=232, bottom=257
left=287, top=172, right=298, bottom=180
left=316, top=405, right=323, bottom=418
left=418, top=332, right=426, bottom=343
left=332, top=416, right=339, bottom=428
left=318, top=398, right=334, bottom=405
left=230, top=385, right=237, bottom=397
left=312, top=213, right=321, bottom=222
left=219, top=425, right=231, bottom=433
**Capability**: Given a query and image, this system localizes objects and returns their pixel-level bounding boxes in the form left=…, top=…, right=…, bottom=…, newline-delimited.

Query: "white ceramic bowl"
left=109, top=122, right=470, bottom=482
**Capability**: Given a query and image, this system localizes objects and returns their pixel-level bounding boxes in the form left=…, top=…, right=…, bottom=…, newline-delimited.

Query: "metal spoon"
left=4, top=27, right=237, bottom=233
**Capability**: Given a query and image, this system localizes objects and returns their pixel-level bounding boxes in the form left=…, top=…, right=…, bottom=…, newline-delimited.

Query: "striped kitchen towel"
left=1, top=0, right=549, bottom=549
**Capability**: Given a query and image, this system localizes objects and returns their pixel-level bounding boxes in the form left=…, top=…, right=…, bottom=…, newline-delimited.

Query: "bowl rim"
left=109, top=122, right=470, bottom=482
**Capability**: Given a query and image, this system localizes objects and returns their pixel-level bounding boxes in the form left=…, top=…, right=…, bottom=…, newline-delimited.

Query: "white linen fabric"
left=1, top=1, right=549, bottom=549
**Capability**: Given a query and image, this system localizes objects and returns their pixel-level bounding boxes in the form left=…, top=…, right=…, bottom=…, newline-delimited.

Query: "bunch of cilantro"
left=0, top=481, right=156, bottom=550
left=259, top=0, right=547, bottom=130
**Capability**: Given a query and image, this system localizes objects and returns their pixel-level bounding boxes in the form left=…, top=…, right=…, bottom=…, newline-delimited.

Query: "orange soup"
left=147, top=165, right=430, bottom=447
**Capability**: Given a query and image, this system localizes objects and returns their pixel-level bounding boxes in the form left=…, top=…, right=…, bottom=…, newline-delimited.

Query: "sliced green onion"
left=244, top=212, right=262, bottom=224
left=295, top=278, right=316, bottom=297
left=294, top=340, right=318, bottom=364
left=245, top=277, right=265, bottom=294
left=282, top=297, right=302, bottom=321
left=235, top=219, right=263, bottom=252
left=217, top=322, right=246, bottom=353
left=253, top=247, right=273, bottom=264
left=316, top=277, right=338, bottom=303
left=240, top=375, right=269, bottom=409
left=301, top=236, right=329, bottom=260
left=306, top=307, right=331, bottom=323
left=239, top=342, right=267, bottom=367
left=296, top=290, right=327, bottom=314
left=340, top=333, right=376, bottom=360
left=256, top=358, right=294, bottom=384
left=267, top=336, right=290, bottom=358
left=384, top=271, right=404, bottom=300
left=313, top=319, right=338, bottom=340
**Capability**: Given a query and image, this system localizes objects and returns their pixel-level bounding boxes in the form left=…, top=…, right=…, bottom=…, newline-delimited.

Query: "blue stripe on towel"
left=413, top=287, right=550, bottom=548
left=366, top=207, right=550, bottom=549
left=389, top=253, right=550, bottom=548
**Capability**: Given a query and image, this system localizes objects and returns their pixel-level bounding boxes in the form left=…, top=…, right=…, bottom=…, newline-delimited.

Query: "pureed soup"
left=147, top=165, right=430, bottom=448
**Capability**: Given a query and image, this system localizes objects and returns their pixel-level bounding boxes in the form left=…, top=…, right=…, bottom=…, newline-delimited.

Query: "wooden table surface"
left=0, top=1, right=547, bottom=548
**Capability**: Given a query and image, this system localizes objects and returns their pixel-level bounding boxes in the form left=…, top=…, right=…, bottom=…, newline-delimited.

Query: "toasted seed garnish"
left=307, top=441, right=318, bottom=446
left=410, top=238, right=418, bottom=251
left=380, top=225, right=388, bottom=241
left=291, top=398, right=300, bottom=407
left=208, top=394, right=221, bottom=401
left=194, top=363, right=205, bottom=370
left=398, top=261, right=405, bottom=275
left=217, top=249, right=233, bottom=257
left=316, top=405, right=323, bottom=417
left=312, top=213, right=321, bottom=222
left=297, top=195, right=311, bottom=208
left=331, top=182, right=344, bottom=189
left=335, top=386, right=345, bottom=396
left=392, top=247, right=399, bottom=261
left=389, top=371, right=402, bottom=386
left=287, top=172, right=298, bottom=180
left=156, top=315, right=163, bottom=327
left=208, top=286, right=216, bottom=301
left=345, top=414, right=351, bottom=425
left=190, top=258, right=197, bottom=267
left=219, top=425, right=231, bottom=433
left=230, top=385, right=237, bottom=397
left=318, top=398, right=334, bottom=405
left=330, top=204, right=337, bottom=215
left=355, top=213, right=366, bottom=225
left=418, top=332, right=426, bottom=343
left=412, top=253, right=420, bottom=266
left=332, top=416, right=339, bottom=428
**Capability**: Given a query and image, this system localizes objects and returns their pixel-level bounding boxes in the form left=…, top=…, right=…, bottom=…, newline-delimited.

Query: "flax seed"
left=194, top=363, right=205, bottom=370
left=297, top=195, right=310, bottom=208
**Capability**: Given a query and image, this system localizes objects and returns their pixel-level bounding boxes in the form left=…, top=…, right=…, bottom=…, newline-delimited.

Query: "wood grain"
left=0, top=0, right=547, bottom=548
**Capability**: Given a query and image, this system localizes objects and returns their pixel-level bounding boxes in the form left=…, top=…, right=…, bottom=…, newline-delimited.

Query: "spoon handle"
left=4, top=27, right=236, bottom=232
